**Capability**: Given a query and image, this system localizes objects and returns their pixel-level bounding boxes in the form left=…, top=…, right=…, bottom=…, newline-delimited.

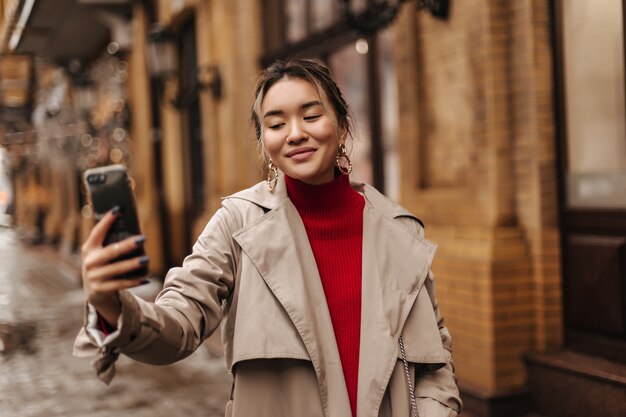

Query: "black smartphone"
left=83, top=164, right=148, bottom=278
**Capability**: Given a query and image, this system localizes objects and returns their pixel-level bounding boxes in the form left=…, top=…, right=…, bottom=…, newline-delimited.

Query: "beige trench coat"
left=74, top=177, right=462, bottom=417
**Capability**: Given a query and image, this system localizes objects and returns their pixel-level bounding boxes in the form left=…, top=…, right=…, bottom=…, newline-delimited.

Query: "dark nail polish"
left=139, top=256, right=149, bottom=266
left=140, top=279, right=150, bottom=285
left=135, top=236, right=146, bottom=245
left=111, top=206, right=121, bottom=215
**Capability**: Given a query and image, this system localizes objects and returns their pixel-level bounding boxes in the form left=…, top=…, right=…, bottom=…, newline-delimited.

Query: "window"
left=561, top=0, right=626, bottom=209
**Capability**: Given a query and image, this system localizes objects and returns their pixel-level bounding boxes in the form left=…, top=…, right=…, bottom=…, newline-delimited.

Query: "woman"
left=74, top=59, right=462, bottom=417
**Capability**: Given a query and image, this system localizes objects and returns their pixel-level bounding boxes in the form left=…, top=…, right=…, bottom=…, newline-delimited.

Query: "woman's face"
left=261, top=77, right=340, bottom=185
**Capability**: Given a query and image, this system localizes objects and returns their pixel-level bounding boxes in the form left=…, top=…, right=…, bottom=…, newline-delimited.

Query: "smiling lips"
left=286, top=147, right=316, bottom=161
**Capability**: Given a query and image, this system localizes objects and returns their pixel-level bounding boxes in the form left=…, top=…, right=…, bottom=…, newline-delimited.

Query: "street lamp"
left=146, top=25, right=178, bottom=80
left=146, top=24, right=222, bottom=106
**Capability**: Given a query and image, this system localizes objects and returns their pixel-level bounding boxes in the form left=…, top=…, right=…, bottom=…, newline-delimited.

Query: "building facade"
left=0, top=1, right=624, bottom=416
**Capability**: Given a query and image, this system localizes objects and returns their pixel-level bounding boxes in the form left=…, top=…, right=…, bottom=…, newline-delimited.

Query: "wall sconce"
left=146, top=24, right=222, bottom=107
left=196, top=65, right=222, bottom=100
left=338, top=0, right=401, bottom=32
left=338, top=0, right=449, bottom=32
left=417, top=0, right=450, bottom=19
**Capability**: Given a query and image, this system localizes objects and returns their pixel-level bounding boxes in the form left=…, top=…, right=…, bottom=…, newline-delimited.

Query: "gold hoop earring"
left=267, top=160, right=279, bottom=191
left=335, top=144, right=352, bottom=175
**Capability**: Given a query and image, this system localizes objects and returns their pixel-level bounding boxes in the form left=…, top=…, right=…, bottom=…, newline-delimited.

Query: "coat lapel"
left=357, top=193, right=437, bottom=417
left=232, top=193, right=352, bottom=417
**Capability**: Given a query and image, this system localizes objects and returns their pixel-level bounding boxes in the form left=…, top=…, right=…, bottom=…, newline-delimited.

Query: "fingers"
left=82, top=206, right=120, bottom=252
left=84, top=234, right=146, bottom=270
left=87, top=255, right=149, bottom=283
left=91, top=278, right=150, bottom=294
left=86, top=276, right=150, bottom=310
left=80, top=207, right=150, bottom=305
left=83, top=254, right=149, bottom=303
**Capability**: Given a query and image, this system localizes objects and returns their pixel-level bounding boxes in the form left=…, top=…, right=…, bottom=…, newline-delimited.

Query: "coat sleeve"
left=73, top=200, right=243, bottom=384
left=414, top=269, right=463, bottom=416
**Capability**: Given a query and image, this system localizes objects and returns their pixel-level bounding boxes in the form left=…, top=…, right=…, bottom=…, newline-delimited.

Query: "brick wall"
left=127, top=3, right=164, bottom=273
left=508, top=0, right=563, bottom=352
left=395, top=0, right=561, bottom=398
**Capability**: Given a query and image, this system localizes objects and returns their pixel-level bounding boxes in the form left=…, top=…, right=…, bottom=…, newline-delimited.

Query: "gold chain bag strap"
left=398, top=335, right=419, bottom=417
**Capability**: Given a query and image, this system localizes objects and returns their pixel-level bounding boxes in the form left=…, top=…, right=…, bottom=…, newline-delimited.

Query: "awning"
left=0, top=0, right=21, bottom=52
left=0, top=0, right=131, bottom=65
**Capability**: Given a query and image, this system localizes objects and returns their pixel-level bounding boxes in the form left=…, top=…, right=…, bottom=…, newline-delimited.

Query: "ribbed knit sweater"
left=285, top=174, right=365, bottom=417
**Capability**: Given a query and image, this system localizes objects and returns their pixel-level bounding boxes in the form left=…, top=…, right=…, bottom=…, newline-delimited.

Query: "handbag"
left=399, top=335, right=419, bottom=417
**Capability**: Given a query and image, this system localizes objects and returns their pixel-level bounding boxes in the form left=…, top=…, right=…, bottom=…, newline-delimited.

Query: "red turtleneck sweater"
left=285, top=174, right=365, bottom=417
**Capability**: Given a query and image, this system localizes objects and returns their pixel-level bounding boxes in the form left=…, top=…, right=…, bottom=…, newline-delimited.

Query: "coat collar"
left=225, top=173, right=423, bottom=224
left=228, top=174, right=436, bottom=417
left=224, top=174, right=289, bottom=211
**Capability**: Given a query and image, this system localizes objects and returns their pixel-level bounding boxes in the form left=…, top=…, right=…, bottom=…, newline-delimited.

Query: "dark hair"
left=251, top=59, right=353, bottom=146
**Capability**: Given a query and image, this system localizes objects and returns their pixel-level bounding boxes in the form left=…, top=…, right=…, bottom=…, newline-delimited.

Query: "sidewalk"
left=0, top=227, right=231, bottom=417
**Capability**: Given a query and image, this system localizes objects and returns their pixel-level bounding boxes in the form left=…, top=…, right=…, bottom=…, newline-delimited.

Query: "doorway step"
left=525, top=350, right=626, bottom=417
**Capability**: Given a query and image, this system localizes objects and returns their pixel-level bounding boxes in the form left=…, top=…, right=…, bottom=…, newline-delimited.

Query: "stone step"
left=459, top=411, right=542, bottom=417
left=525, top=350, right=626, bottom=417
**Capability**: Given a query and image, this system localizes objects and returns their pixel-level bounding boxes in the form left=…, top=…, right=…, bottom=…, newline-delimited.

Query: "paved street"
left=0, top=227, right=231, bottom=417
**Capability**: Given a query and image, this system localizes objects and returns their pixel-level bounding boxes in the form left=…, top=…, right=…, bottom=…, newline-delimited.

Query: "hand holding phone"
left=83, top=164, right=148, bottom=278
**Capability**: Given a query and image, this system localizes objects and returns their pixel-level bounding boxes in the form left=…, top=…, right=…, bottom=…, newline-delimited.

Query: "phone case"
left=84, top=164, right=148, bottom=278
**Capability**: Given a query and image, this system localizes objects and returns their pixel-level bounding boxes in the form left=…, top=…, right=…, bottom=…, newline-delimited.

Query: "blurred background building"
left=0, top=1, right=624, bottom=416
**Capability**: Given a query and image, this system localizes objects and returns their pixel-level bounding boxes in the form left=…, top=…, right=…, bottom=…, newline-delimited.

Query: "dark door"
left=555, top=0, right=626, bottom=362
